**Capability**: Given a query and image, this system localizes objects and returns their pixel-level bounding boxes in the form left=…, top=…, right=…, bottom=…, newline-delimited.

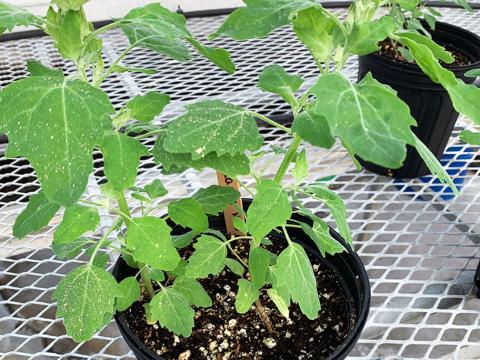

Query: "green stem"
left=227, top=242, right=249, bottom=269
left=273, top=134, right=302, bottom=183
left=117, top=192, right=131, bottom=226
left=94, top=43, right=135, bottom=86
left=252, top=112, right=292, bottom=134
left=281, top=225, right=293, bottom=245
left=89, top=218, right=123, bottom=265
left=85, top=21, right=121, bottom=43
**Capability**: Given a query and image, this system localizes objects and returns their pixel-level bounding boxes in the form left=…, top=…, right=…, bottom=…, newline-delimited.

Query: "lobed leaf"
left=292, top=111, right=335, bottom=149
left=53, top=205, right=100, bottom=245
left=168, top=198, right=208, bottom=233
left=126, top=92, right=170, bottom=123
left=299, top=221, right=345, bottom=257
left=27, top=60, right=64, bottom=77
left=348, top=16, right=396, bottom=55
left=173, top=277, right=212, bottom=308
left=185, top=235, right=227, bottom=278
left=258, top=64, right=303, bottom=106
left=191, top=185, right=240, bottom=215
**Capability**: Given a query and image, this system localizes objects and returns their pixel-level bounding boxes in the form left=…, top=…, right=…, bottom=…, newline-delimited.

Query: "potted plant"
left=356, top=0, right=480, bottom=177
left=0, top=0, right=467, bottom=359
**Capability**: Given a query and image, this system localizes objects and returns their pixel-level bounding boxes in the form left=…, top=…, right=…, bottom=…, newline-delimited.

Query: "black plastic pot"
left=357, top=21, right=480, bottom=178
left=112, top=198, right=370, bottom=360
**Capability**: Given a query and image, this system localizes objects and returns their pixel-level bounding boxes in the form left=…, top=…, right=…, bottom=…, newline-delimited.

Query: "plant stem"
left=94, top=43, right=135, bottom=86
left=273, top=134, right=302, bottom=183
left=226, top=242, right=249, bottom=269
left=85, top=21, right=121, bottom=43
left=89, top=218, right=123, bottom=265
left=252, top=112, right=292, bottom=134
left=281, top=225, right=293, bottom=245
left=255, top=300, right=276, bottom=335
left=117, top=192, right=131, bottom=226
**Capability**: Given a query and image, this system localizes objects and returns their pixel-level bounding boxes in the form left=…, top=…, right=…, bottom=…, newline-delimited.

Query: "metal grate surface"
left=1, top=6, right=480, bottom=360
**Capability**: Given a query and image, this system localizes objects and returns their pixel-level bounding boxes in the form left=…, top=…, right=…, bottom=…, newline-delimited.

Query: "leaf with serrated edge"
left=348, top=16, right=395, bottom=55
left=173, top=277, right=212, bottom=308
left=0, top=76, right=114, bottom=206
left=247, top=180, right=292, bottom=244
left=185, top=235, right=227, bottom=278
left=235, top=279, right=260, bottom=314
left=258, top=64, right=303, bottom=106
left=191, top=185, right=240, bottom=215
left=116, top=276, right=140, bottom=311
left=144, top=179, right=168, bottom=199
left=267, top=288, right=290, bottom=318
left=99, top=132, right=148, bottom=191
left=126, top=91, right=170, bottom=123
left=300, top=221, right=345, bottom=257
left=163, top=100, right=262, bottom=159
left=0, top=2, right=43, bottom=31
left=52, top=237, right=92, bottom=260
left=292, top=111, right=335, bottom=149
left=52, top=265, right=118, bottom=342
left=126, top=216, right=179, bottom=271
left=225, top=258, right=245, bottom=276
left=249, top=246, right=270, bottom=289
left=187, top=37, right=236, bottom=74
left=27, top=60, right=64, bottom=77
left=13, top=191, right=60, bottom=239
left=277, top=243, right=320, bottom=319
left=53, top=205, right=100, bottom=245
left=150, top=288, right=194, bottom=337
left=168, top=198, right=208, bottom=233
left=312, top=72, right=416, bottom=169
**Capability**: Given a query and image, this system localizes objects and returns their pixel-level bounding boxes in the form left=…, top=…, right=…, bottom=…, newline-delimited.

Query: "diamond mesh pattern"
left=1, top=6, right=480, bottom=360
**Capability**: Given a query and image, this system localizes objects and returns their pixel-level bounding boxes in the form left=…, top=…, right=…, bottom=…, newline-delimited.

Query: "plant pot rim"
left=112, top=197, right=371, bottom=360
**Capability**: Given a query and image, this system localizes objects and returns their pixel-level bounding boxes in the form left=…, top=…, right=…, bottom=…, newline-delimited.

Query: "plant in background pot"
left=357, top=0, right=480, bottom=177
left=0, top=0, right=471, bottom=359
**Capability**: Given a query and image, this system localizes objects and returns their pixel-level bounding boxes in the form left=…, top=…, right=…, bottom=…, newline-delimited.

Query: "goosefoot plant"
left=0, top=0, right=470, bottom=353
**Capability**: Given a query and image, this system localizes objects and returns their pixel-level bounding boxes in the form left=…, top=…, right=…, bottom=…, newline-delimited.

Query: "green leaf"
left=191, top=185, right=240, bottom=215
left=150, top=287, right=194, bottom=337
left=225, top=258, right=245, bottom=276
left=292, top=5, right=340, bottom=64
left=312, top=72, right=416, bottom=169
left=13, top=191, right=60, bottom=238
left=0, top=1, right=43, bottom=32
left=292, top=111, right=335, bottom=149
left=267, top=288, right=290, bottom=318
left=453, top=0, right=473, bottom=11
left=258, top=64, right=303, bottom=106
left=446, top=80, right=480, bottom=125
left=173, top=231, right=195, bottom=249
left=185, top=235, right=227, bottom=278
left=187, top=37, right=236, bottom=74
left=211, top=0, right=315, bottom=40
left=164, top=100, right=262, bottom=159
left=395, top=31, right=454, bottom=63
left=247, top=180, right=292, bottom=244
left=464, top=69, right=480, bottom=78
left=413, top=134, right=458, bottom=194
left=53, top=205, right=100, bottom=245
left=173, top=277, right=212, bottom=308
left=460, top=130, right=480, bottom=145
left=52, top=0, right=90, bottom=11
left=348, top=16, right=395, bottom=55
left=126, top=216, right=180, bottom=271
left=233, top=217, right=248, bottom=234
left=144, top=179, right=168, bottom=199
left=52, top=237, right=92, bottom=260
left=235, top=279, right=260, bottom=314
left=300, top=221, right=345, bottom=257
left=305, top=185, right=351, bottom=244
left=168, top=198, right=208, bottom=233
left=0, top=76, right=114, bottom=206
left=149, top=268, right=165, bottom=282
left=249, top=246, right=270, bottom=288
left=169, top=259, right=188, bottom=277
left=116, top=276, right=140, bottom=312
left=126, top=92, right=170, bottom=123
left=99, top=132, right=148, bottom=191
left=57, top=10, right=90, bottom=62
left=52, top=264, right=118, bottom=342
left=27, top=60, right=64, bottom=77
left=277, top=243, right=320, bottom=319
left=111, top=65, right=157, bottom=75
left=292, top=149, right=308, bottom=183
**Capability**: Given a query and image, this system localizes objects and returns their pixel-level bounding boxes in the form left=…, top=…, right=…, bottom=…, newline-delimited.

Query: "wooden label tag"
left=216, top=171, right=244, bottom=236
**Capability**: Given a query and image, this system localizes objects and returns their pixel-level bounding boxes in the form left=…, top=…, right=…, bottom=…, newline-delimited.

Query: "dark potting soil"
left=378, top=39, right=473, bottom=67
left=120, top=237, right=355, bottom=360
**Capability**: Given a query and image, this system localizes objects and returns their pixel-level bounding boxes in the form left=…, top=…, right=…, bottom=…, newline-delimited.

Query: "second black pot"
left=358, top=21, right=480, bottom=178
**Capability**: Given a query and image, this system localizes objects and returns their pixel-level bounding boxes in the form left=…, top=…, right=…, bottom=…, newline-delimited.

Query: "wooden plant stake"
left=216, top=171, right=245, bottom=236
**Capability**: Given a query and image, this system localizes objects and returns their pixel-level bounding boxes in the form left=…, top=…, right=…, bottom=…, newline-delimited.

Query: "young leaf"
left=258, top=64, right=303, bottom=106
left=292, top=149, right=308, bottom=183
left=0, top=2, right=43, bottom=32
left=292, top=111, right=335, bottom=149
left=185, top=235, right=227, bottom=278
left=111, top=65, right=157, bottom=75
left=149, top=268, right=165, bottom=282
left=52, top=264, right=118, bottom=342
left=211, top=0, right=315, bottom=40
left=52, top=237, right=92, bottom=260
left=52, top=0, right=90, bottom=11
left=116, top=276, right=140, bottom=312
left=312, top=72, right=416, bottom=169
left=163, top=100, right=262, bottom=159
left=446, top=80, right=480, bottom=125
left=267, top=288, right=290, bottom=318
left=173, top=277, right=213, bottom=308
left=99, top=132, right=148, bottom=191
left=348, top=16, right=395, bottom=55
left=233, top=217, right=248, bottom=234
left=126, top=216, right=180, bottom=271
left=464, top=69, right=480, bottom=78
left=249, top=246, right=270, bottom=288
left=169, top=259, right=188, bottom=277
left=27, top=60, right=64, bottom=77
left=57, top=10, right=90, bottom=62
left=247, top=180, right=292, bottom=244
left=126, top=92, right=170, bottom=123
left=191, top=185, right=240, bottom=215
left=299, top=221, right=345, bottom=257
left=53, top=205, right=100, bottom=245
left=305, top=186, right=351, bottom=244
left=460, top=130, right=480, bottom=145
left=395, top=31, right=454, bottom=63
left=235, top=279, right=260, bottom=314
left=13, top=191, right=60, bottom=239
left=0, top=76, right=114, bottom=206
left=225, top=258, right=245, bottom=276
left=168, top=198, right=208, bottom=233
left=186, top=37, right=236, bottom=74
left=150, top=287, right=194, bottom=337
left=277, top=243, right=320, bottom=319
left=144, top=179, right=168, bottom=199
left=173, top=231, right=195, bottom=249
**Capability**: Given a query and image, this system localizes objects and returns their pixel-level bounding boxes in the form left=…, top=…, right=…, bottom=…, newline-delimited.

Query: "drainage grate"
left=0, top=6, right=480, bottom=360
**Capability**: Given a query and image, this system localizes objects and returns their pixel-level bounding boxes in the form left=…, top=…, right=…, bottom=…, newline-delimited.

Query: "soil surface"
left=120, top=234, right=355, bottom=360
left=378, top=39, right=473, bottom=66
